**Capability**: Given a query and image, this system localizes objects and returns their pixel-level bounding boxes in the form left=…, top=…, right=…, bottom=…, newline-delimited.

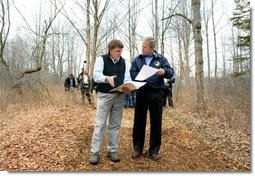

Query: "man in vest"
left=89, top=39, right=131, bottom=165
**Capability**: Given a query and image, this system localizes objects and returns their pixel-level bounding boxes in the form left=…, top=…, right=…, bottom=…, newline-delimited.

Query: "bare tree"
left=58, top=0, right=110, bottom=78
left=13, top=0, right=62, bottom=81
left=211, top=0, right=218, bottom=78
left=0, top=0, right=11, bottom=81
left=177, top=25, right=184, bottom=85
left=46, top=22, right=79, bottom=78
left=160, top=0, right=166, bottom=54
left=230, top=23, right=238, bottom=74
left=85, top=0, right=91, bottom=73
left=221, top=35, right=226, bottom=77
left=202, top=0, right=212, bottom=78
left=160, top=0, right=179, bottom=55
left=179, top=1, right=192, bottom=84
left=56, top=33, right=65, bottom=78
left=127, top=0, right=140, bottom=60
left=192, top=0, right=205, bottom=108
left=89, top=0, right=110, bottom=76
left=0, top=0, right=63, bottom=108
left=152, top=0, right=159, bottom=50
left=163, top=0, right=206, bottom=109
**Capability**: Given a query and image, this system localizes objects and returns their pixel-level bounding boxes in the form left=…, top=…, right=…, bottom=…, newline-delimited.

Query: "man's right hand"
left=105, top=75, right=117, bottom=87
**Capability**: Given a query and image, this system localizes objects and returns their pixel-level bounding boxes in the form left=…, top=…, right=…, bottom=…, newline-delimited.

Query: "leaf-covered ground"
left=0, top=101, right=250, bottom=171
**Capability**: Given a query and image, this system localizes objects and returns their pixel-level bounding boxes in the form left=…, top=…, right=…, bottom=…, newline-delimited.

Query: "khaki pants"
left=90, top=92, right=124, bottom=153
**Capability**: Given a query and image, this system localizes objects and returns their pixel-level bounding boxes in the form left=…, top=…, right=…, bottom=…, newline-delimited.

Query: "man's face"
left=142, top=41, right=153, bottom=56
left=109, top=47, right=123, bottom=60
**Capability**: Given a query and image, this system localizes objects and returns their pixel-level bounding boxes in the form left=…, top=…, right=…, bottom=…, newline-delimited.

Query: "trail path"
left=0, top=104, right=249, bottom=171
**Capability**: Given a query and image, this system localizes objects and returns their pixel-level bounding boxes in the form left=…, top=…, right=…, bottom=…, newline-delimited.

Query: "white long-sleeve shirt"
left=93, top=56, right=131, bottom=83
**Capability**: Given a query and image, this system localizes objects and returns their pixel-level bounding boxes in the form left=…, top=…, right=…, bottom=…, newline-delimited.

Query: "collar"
left=110, top=55, right=120, bottom=63
left=141, top=50, right=158, bottom=59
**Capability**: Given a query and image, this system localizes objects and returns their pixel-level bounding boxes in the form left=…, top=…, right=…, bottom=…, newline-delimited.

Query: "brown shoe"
left=149, top=154, right=159, bottom=161
left=131, top=150, right=142, bottom=159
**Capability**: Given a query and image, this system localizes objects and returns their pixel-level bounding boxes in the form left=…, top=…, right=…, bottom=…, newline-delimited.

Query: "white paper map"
left=110, top=81, right=146, bottom=92
left=135, top=65, right=158, bottom=81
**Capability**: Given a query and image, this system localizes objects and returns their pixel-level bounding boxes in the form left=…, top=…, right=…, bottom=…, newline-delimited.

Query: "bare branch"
left=17, top=66, right=42, bottom=79
left=161, top=2, right=180, bottom=37
left=16, top=0, right=62, bottom=79
left=162, top=13, right=193, bottom=25
left=13, top=4, right=37, bottom=36
left=48, top=0, right=86, bottom=44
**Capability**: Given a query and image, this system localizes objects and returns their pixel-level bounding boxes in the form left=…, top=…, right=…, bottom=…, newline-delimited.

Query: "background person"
left=64, top=74, right=76, bottom=91
left=163, top=77, right=175, bottom=107
left=77, top=68, right=92, bottom=104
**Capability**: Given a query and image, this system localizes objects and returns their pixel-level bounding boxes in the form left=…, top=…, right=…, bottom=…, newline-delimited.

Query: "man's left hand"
left=156, top=68, right=165, bottom=76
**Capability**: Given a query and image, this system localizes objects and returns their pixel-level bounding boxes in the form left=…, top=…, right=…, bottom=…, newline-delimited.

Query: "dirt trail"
left=0, top=104, right=249, bottom=171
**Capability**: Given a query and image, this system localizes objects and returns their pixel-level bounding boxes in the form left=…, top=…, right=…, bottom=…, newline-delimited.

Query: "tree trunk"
left=127, top=0, right=139, bottom=61
left=202, top=0, right=211, bottom=78
left=90, top=0, right=100, bottom=79
left=154, top=0, right=159, bottom=50
left=221, top=36, right=226, bottom=77
left=211, top=0, right=218, bottom=78
left=85, top=0, right=91, bottom=74
left=90, top=0, right=109, bottom=79
left=0, top=0, right=13, bottom=85
left=192, top=0, right=206, bottom=109
left=160, top=0, right=165, bottom=54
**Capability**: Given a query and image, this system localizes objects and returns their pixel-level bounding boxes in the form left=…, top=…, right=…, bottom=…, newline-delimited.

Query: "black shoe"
left=149, top=153, right=159, bottom=161
left=107, top=152, right=120, bottom=162
left=131, top=150, right=142, bottom=159
left=89, top=153, right=99, bottom=165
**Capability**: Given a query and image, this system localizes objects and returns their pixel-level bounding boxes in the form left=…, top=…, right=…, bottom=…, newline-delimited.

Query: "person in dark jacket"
left=163, top=77, right=175, bottom=107
left=130, top=37, right=174, bottom=161
left=64, top=74, right=76, bottom=91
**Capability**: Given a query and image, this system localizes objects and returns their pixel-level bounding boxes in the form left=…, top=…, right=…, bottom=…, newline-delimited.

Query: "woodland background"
left=0, top=0, right=251, bottom=171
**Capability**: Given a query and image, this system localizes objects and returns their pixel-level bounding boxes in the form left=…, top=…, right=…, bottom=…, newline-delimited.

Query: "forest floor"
left=0, top=94, right=250, bottom=172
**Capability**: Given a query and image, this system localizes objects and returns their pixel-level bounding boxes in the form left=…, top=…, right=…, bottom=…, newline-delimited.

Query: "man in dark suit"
left=130, top=37, right=174, bottom=161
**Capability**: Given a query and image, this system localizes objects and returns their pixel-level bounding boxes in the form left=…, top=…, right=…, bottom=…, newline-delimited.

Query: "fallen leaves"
left=0, top=103, right=250, bottom=171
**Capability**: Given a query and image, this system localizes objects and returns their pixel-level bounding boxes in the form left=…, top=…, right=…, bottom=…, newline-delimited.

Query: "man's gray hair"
left=143, top=37, right=156, bottom=49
